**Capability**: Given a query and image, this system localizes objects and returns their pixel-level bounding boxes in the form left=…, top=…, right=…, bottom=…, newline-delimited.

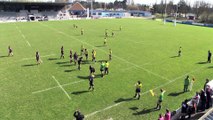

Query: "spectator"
left=164, top=109, right=171, bottom=120
left=204, top=79, right=209, bottom=90
left=181, top=99, right=188, bottom=119
left=206, top=87, right=212, bottom=109
left=200, top=89, right=207, bottom=111
left=192, top=92, right=200, bottom=113
left=73, top=110, right=84, bottom=120
left=158, top=113, right=164, bottom=120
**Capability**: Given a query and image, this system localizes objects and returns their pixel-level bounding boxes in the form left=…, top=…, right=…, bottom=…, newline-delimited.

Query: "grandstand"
left=0, top=0, right=71, bottom=22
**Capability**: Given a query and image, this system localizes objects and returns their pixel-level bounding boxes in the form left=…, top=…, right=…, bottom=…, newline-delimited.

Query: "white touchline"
left=52, top=76, right=71, bottom=100
left=39, top=22, right=169, bottom=81
left=32, top=79, right=85, bottom=94
left=85, top=65, right=207, bottom=118
left=15, top=23, right=31, bottom=47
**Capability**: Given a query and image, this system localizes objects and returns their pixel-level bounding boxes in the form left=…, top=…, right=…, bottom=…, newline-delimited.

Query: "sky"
left=95, top=0, right=213, bottom=5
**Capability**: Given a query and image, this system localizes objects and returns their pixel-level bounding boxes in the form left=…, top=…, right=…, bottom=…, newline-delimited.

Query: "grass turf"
left=0, top=18, right=213, bottom=120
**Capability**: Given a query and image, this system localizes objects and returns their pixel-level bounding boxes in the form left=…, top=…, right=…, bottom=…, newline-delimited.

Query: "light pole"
left=90, top=0, right=93, bottom=18
left=174, top=4, right=179, bottom=26
left=163, top=0, right=167, bottom=24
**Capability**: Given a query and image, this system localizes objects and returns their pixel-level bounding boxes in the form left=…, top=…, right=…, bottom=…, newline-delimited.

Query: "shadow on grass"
left=170, top=55, right=179, bottom=58
left=95, top=45, right=105, bottom=47
left=22, top=64, right=37, bottom=67
left=71, top=90, right=89, bottom=95
left=132, top=107, right=157, bottom=115
left=168, top=91, right=184, bottom=96
left=208, top=66, right=213, bottom=69
left=0, top=55, right=8, bottom=58
left=48, top=58, right=59, bottom=61
left=56, top=61, right=70, bottom=64
left=129, top=107, right=139, bottom=111
left=60, top=64, right=75, bottom=67
left=97, top=60, right=107, bottom=63
left=114, top=97, right=135, bottom=103
left=197, top=61, right=207, bottom=64
left=64, top=69, right=77, bottom=72
left=77, top=76, right=89, bottom=79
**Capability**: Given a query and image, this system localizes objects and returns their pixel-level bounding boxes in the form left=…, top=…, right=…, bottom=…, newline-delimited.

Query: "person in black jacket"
left=73, top=110, right=84, bottom=120
left=200, top=89, right=207, bottom=111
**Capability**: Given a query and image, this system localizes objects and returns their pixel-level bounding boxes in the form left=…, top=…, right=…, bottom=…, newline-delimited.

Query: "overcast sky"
left=95, top=0, right=213, bottom=5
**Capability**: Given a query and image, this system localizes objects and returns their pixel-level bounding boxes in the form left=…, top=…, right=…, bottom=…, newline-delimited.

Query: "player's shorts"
left=158, top=100, right=163, bottom=103
left=85, top=54, right=88, bottom=57
left=136, top=88, right=141, bottom=93
left=90, top=82, right=94, bottom=86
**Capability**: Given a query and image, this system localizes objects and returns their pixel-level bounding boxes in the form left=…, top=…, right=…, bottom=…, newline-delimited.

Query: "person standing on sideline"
left=133, top=81, right=142, bottom=100
left=155, top=89, right=166, bottom=110
left=60, top=46, right=64, bottom=59
left=189, top=77, right=195, bottom=91
left=207, top=50, right=212, bottom=63
left=183, top=75, right=190, bottom=92
left=204, top=79, right=209, bottom=90
left=206, top=87, right=212, bottom=109
left=178, top=47, right=182, bottom=57
left=200, top=89, right=207, bottom=111
left=164, top=109, right=171, bottom=120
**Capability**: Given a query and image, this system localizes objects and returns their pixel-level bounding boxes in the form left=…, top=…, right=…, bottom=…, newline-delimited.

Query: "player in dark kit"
left=207, top=50, right=212, bottom=63
left=112, top=31, right=114, bottom=37
left=8, top=46, right=13, bottom=57
left=109, top=49, right=112, bottom=60
left=84, top=49, right=88, bottom=60
left=74, top=52, right=78, bottom=65
left=70, top=49, right=73, bottom=63
left=88, top=74, right=95, bottom=91
left=89, top=65, right=95, bottom=75
left=178, top=47, right=182, bottom=57
left=77, top=57, right=83, bottom=70
left=60, top=46, right=64, bottom=59
left=36, top=51, right=41, bottom=65
left=81, top=28, right=84, bottom=35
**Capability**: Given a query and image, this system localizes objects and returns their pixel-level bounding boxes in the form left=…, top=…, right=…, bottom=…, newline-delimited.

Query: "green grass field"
left=0, top=19, right=213, bottom=120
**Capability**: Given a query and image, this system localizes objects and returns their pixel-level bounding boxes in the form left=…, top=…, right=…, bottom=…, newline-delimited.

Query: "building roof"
left=70, top=2, right=86, bottom=11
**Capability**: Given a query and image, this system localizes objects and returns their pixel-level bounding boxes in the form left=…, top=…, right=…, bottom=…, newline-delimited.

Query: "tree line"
left=76, top=0, right=213, bottom=24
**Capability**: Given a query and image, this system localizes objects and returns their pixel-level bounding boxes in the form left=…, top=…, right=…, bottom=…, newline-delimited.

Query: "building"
left=127, top=0, right=134, bottom=5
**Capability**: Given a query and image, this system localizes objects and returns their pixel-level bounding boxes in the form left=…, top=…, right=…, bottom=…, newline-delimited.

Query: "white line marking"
left=85, top=65, right=207, bottom=118
left=15, top=23, right=31, bottom=47
left=39, top=22, right=169, bottom=81
left=32, top=79, right=84, bottom=94
left=52, top=76, right=71, bottom=100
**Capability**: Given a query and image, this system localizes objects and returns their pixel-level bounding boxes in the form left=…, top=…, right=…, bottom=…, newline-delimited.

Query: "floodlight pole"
left=90, top=0, right=93, bottom=18
left=174, top=4, right=179, bottom=26
left=163, top=0, right=167, bottom=25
